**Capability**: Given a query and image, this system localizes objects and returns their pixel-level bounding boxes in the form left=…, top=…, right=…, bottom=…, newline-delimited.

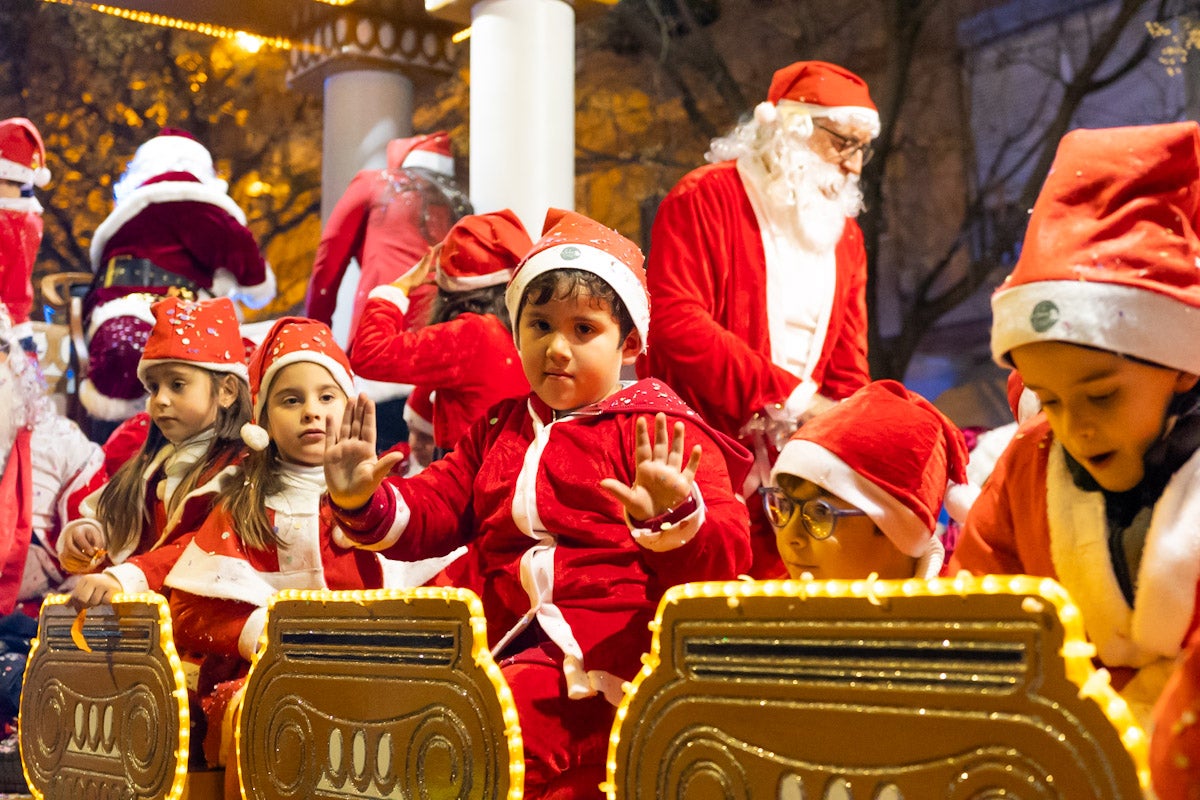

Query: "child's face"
left=143, top=362, right=228, bottom=445
left=1011, top=341, right=1199, bottom=492
left=264, top=361, right=349, bottom=466
left=517, top=290, right=639, bottom=413
left=771, top=477, right=915, bottom=580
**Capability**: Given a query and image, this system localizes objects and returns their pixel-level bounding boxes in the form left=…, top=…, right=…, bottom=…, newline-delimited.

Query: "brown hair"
left=217, top=435, right=285, bottom=551
left=515, top=268, right=635, bottom=342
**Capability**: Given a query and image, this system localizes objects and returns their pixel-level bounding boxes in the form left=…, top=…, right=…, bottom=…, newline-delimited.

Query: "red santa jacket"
left=638, top=160, right=870, bottom=437
left=0, top=201, right=42, bottom=328
left=350, top=288, right=529, bottom=450
left=305, top=159, right=457, bottom=337
left=0, top=429, right=33, bottom=614
left=330, top=379, right=753, bottom=683
left=951, top=415, right=1200, bottom=712
left=61, top=436, right=245, bottom=595
left=1150, top=627, right=1200, bottom=799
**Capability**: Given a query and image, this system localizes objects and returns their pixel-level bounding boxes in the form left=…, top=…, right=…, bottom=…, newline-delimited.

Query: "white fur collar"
left=90, top=180, right=248, bottom=268
left=1047, top=441, right=1200, bottom=666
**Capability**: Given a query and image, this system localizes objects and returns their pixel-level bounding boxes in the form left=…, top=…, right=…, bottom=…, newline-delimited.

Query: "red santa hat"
left=135, top=297, right=249, bottom=386
left=991, top=122, right=1200, bottom=375
left=387, top=131, right=454, bottom=176
left=114, top=127, right=224, bottom=204
left=403, top=385, right=434, bottom=437
left=504, top=208, right=649, bottom=352
left=754, top=60, right=880, bottom=138
left=0, top=117, right=50, bottom=188
left=435, top=209, right=532, bottom=292
left=240, top=317, right=356, bottom=451
left=771, top=380, right=969, bottom=559
left=80, top=296, right=157, bottom=422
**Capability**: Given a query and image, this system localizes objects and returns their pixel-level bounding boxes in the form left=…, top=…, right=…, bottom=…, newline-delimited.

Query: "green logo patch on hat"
left=1030, top=300, right=1059, bottom=333
left=561, top=246, right=581, bottom=261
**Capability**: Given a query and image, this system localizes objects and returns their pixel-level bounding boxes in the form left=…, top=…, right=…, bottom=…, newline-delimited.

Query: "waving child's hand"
left=324, top=394, right=405, bottom=510
left=600, top=413, right=701, bottom=523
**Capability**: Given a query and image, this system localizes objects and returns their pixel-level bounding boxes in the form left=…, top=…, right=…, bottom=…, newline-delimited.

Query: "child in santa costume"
left=81, top=128, right=274, bottom=429
left=0, top=118, right=51, bottom=355
left=950, top=121, right=1200, bottom=729
left=767, top=380, right=969, bottom=581
left=60, top=297, right=253, bottom=608
left=162, top=318, right=456, bottom=783
left=1150, top=641, right=1200, bottom=799
left=349, top=209, right=533, bottom=453
left=324, top=209, right=753, bottom=799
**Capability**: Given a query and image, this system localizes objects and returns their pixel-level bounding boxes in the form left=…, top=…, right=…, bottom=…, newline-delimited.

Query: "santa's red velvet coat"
left=305, top=154, right=455, bottom=336
left=951, top=414, right=1200, bottom=726
left=350, top=288, right=529, bottom=450
left=638, top=160, right=870, bottom=437
left=330, top=380, right=752, bottom=797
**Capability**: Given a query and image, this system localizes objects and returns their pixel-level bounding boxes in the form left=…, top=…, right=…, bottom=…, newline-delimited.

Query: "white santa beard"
left=763, top=135, right=865, bottom=253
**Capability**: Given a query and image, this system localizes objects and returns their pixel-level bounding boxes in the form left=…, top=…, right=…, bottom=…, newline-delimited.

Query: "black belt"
left=101, top=255, right=201, bottom=295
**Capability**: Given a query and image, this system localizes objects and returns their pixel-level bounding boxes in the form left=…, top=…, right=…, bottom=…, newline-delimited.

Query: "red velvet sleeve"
left=306, top=170, right=373, bottom=325
left=350, top=302, right=489, bottom=387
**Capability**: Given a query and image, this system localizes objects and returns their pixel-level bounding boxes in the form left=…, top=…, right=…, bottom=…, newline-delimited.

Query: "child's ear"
left=620, top=330, right=642, bottom=365
left=1176, top=371, right=1200, bottom=394
left=217, top=374, right=240, bottom=409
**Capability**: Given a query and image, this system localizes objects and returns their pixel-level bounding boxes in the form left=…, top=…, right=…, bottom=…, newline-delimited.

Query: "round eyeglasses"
left=760, top=487, right=867, bottom=540
left=812, top=121, right=875, bottom=165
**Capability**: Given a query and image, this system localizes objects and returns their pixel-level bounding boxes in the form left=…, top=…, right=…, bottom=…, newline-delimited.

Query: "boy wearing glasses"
left=640, top=60, right=878, bottom=578
left=765, top=380, right=970, bottom=580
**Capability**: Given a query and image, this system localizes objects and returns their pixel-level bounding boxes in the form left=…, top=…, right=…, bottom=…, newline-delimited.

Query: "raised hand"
left=600, top=413, right=702, bottom=524
left=324, top=393, right=405, bottom=510
left=390, top=242, right=441, bottom=295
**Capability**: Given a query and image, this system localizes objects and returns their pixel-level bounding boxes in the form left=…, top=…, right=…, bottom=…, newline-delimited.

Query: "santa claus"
left=81, top=128, right=275, bottom=428
left=0, top=117, right=51, bottom=355
left=304, top=131, right=472, bottom=340
left=639, top=60, right=878, bottom=577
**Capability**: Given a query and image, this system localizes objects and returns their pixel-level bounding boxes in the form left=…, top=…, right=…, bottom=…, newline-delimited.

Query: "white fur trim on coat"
left=90, top=180, right=249, bottom=269
left=212, top=265, right=276, bottom=311
left=1046, top=441, right=1200, bottom=666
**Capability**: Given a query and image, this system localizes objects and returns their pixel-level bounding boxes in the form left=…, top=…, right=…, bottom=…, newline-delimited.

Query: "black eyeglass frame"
left=760, top=487, right=868, bottom=540
left=812, top=120, right=875, bottom=165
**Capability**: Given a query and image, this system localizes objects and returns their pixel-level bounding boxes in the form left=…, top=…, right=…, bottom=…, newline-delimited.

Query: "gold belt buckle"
left=103, top=257, right=121, bottom=288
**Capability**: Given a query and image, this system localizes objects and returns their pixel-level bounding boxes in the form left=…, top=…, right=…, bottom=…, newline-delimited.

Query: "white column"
left=322, top=69, right=414, bottom=344
left=469, top=0, right=575, bottom=237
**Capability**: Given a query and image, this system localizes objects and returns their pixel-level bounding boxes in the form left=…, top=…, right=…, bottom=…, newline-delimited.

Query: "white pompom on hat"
left=0, top=117, right=50, bottom=188
left=504, top=208, right=649, bottom=352
left=991, top=121, right=1200, bottom=376
left=240, top=317, right=356, bottom=451
left=772, top=380, right=969, bottom=558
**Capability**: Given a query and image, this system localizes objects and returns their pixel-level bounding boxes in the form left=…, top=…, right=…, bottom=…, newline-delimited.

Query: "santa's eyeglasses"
left=760, top=487, right=867, bottom=540
left=813, top=121, right=875, bottom=165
